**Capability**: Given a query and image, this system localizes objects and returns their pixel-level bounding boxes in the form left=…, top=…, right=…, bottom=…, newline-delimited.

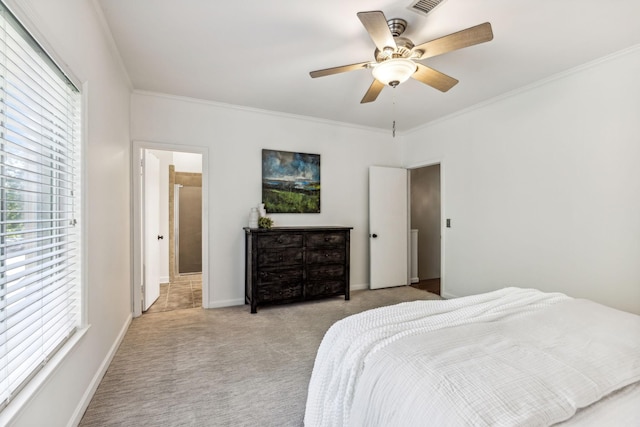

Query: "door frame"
left=132, top=140, right=210, bottom=317
left=174, top=182, right=203, bottom=275
left=405, top=158, right=445, bottom=296
left=174, top=183, right=182, bottom=276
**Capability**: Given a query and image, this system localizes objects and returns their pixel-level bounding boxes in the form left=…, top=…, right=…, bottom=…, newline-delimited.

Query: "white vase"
left=249, top=208, right=259, bottom=228
left=258, top=203, right=266, bottom=217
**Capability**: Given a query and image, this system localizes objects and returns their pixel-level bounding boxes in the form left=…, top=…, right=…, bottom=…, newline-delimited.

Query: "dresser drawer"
left=306, top=249, right=345, bottom=264
left=306, top=280, right=345, bottom=297
left=258, top=248, right=303, bottom=267
left=307, top=264, right=345, bottom=280
left=258, top=282, right=303, bottom=302
left=257, top=233, right=303, bottom=249
left=306, top=232, right=346, bottom=247
left=258, top=267, right=303, bottom=286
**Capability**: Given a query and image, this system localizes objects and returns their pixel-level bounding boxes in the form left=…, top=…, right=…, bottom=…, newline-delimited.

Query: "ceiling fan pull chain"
left=392, top=90, right=397, bottom=138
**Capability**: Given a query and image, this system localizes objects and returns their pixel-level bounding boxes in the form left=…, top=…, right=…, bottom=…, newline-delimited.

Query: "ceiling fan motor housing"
left=375, top=37, right=415, bottom=62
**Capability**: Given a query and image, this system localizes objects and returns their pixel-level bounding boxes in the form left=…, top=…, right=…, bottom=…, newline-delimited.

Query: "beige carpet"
left=79, top=286, right=440, bottom=426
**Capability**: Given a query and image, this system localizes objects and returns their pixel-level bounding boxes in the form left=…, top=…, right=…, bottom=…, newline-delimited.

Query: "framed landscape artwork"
left=262, top=149, right=320, bottom=213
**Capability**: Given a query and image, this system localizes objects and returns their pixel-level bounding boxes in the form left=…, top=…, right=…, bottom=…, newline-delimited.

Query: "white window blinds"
left=0, top=2, right=81, bottom=409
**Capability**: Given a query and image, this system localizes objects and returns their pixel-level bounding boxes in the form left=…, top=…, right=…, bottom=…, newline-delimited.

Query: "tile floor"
left=145, top=273, right=202, bottom=313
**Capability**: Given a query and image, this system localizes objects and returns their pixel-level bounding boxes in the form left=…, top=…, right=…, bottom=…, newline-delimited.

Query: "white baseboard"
left=206, top=287, right=372, bottom=309
left=410, top=277, right=419, bottom=284
left=206, top=298, right=245, bottom=309
left=159, top=275, right=170, bottom=284
left=68, top=314, right=132, bottom=427
left=441, top=291, right=458, bottom=299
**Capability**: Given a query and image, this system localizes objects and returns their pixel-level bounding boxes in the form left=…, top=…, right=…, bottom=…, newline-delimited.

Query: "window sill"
left=0, top=325, right=91, bottom=426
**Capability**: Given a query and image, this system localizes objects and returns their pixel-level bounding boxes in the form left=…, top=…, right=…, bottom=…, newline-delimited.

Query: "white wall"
left=402, top=46, right=640, bottom=314
left=2, top=1, right=133, bottom=426
left=131, top=92, right=401, bottom=307
left=174, top=152, right=203, bottom=173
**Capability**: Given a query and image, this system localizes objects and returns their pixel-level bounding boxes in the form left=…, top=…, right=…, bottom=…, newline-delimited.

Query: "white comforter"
left=304, top=287, right=640, bottom=427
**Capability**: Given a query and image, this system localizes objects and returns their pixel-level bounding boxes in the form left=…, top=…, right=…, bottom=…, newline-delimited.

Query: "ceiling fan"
left=309, top=11, right=493, bottom=103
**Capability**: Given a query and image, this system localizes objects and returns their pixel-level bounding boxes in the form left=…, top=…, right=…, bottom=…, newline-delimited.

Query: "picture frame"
left=262, top=149, right=320, bottom=213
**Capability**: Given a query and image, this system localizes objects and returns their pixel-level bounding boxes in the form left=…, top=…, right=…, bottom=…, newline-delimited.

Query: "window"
left=0, top=2, right=81, bottom=409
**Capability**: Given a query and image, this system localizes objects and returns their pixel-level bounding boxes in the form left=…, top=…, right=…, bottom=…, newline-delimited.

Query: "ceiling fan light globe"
left=372, top=58, right=416, bottom=87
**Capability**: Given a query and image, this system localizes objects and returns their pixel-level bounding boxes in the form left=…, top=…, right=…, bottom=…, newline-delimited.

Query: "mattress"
left=304, top=287, right=640, bottom=426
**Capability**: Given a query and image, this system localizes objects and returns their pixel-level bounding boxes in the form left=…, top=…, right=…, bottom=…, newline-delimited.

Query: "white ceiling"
left=96, top=0, right=640, bottom=132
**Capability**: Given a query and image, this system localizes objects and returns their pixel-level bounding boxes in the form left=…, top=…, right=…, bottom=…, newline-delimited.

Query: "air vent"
left=409, top=0, right=447, bottom=16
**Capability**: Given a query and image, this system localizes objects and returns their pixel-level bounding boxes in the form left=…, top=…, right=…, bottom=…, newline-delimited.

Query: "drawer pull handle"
left=279, top=274, right=283, bottom=278
left=324, top=237, right=330, bottom=242
left=325, top=253, right=329, bottom=257
left=277, top=238, right=283, bottom=243
left=279, top=256, right=283, bottom=261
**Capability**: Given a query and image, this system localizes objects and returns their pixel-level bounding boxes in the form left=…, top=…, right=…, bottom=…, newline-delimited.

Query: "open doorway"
left=132, top=142, right=208, bottom=317
left=146, top=150, right=203, bottom=313
left=409, top=164, right=441, bottom=295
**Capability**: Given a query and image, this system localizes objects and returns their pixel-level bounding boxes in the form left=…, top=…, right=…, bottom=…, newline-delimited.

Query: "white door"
left=143, top=151, right=161, bottom=310
left=369, top=166, right=408, bottom=289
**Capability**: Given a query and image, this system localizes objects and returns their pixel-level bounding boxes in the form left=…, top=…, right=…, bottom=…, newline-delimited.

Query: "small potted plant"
left=258, top=217, right=273, bottom=229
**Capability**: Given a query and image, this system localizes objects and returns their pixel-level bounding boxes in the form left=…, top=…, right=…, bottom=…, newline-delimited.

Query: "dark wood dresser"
left=243, top=226, right=352, bottom=313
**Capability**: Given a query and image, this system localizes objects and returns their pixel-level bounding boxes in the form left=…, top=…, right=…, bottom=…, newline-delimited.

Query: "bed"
left=304, top=287, right=640, bottom=426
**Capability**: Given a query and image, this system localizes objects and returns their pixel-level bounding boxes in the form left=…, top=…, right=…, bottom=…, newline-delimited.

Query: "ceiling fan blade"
left=357, top=11, right=396, bottom=52
left=361, top=79, right=385, bottom=103
left=415, top=22, right=493, bottom=60
left=412, top=63, right=458, bottom=92
left=310, top=61, right=371, bottom=78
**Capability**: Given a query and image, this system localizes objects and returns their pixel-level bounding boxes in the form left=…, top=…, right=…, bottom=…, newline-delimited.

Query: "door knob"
left=370, top=233, right=378, bottom=238
left=157, top=235, right=164, bottom=240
